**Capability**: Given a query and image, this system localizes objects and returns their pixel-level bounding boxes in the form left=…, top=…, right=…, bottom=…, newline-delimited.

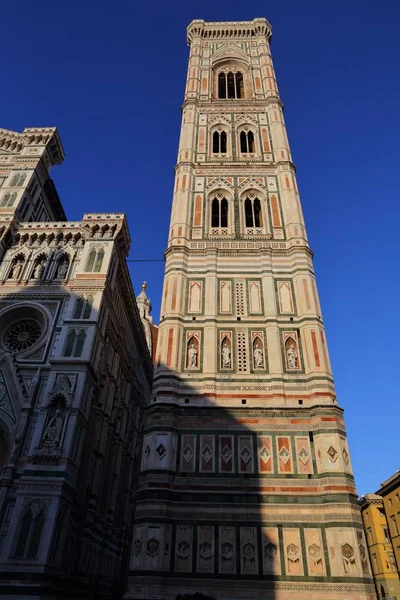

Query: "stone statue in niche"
left=253, top=343, right=264, bottom=368
left=286, top=343, right=298, bottom=369
left=188, top=343, right=197, bottom=368
left=33, top=258, right=46, bottom=280
left=221, top=342, right=231, bottom=368
left=55, top=259, right=69, bottom=279
left=9, top=259, right=24, bottom=279
left=42, top=409, right=64, bottom=446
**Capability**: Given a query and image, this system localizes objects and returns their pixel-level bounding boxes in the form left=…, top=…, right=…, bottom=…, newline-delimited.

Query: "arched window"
left=218, top=71, right=245, bottom=99
left=236, top=72, right=244, bottom=98
left=227, top=72, right=235, bottom=98
left=86, top=248, right=104, bottom=273
left=14, top=504, right=46, bottom=559
left=240, top=131, right=255, bottom=153
left=0, top=191, right=17, bottom=208
left=64, top=329, right=86, bottom=357
left=73, top=297, right=85, bottom=319
left=74, top=296, right=93, bottom=319
left=211, top=197, right=228, bottom=228
left=212, top=131, right=227, bottom=154
left=218, top=72, right=226, bottom=98
left=245, top=197, right=263, bottom=228
left=94, top=249, right=104, bottom=272
left=75, top=330, right=86, bottom=356
left=82, top=296, right=93, bottom=319
left=86, top=249, right=96, bottom=272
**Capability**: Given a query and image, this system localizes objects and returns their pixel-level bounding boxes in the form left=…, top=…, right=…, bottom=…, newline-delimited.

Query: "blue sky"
left=2, top=0, right=399, bottom=494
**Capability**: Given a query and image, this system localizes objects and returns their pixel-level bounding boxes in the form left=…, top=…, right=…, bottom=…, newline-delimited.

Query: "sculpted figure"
left=188, top=343, right=197, bottom=367
left=222, top=343, right=231, bottom=368
left=33, top=259, right=46, bottom=280
left=43, top=409, right=63, bottom=445
left=253, top=343, right=264, bottom=368
left=287, top=344, right=298, bottom=369
left=10, top=259, right=23, bottom=279
left=56, top=260, right=68, bottom=279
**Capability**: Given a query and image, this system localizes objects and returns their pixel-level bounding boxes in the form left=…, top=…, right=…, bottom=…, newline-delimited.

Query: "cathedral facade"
left=0, top=127, right=153, bottom=598
left=126, top=19, right=376, bottom=600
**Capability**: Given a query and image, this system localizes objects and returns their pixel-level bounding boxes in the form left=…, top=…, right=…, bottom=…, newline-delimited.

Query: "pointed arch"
left=94, top=248, right=104, bottom=272
left=218, top=72, right=226, bottom=98
left=64, top=328, right=86, bottom=357
left=221, top=197, right=228, bottom=227
left=73, top=297, right=85, bottom=319
left=253, top=335, right=264, bottom=369
left=220, top=335, right=232, bottom=369
left=86, top=249, right=96, bottom=272
left=13, top=501, right=47, bottom=559
left=64, top=330, right=76, bottom=357
left=82, top=296, right=93, bottom=319
left=75, top=330, right=86, bottom=357
left=211, top=198, right=219, bottom=227
left=186, top=335, right=199, bottom=369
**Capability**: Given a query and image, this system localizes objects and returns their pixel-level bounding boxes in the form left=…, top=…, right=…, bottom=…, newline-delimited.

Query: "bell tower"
left=126, top=19, right=375, bottom=600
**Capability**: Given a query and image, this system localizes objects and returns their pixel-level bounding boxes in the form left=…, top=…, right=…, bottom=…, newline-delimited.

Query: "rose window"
left=4, top=320, right=42, bottom=352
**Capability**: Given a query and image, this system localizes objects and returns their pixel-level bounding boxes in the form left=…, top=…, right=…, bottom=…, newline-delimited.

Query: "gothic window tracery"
left=10, top=173, right=27, bottom=187
left=73, top=296, right=93, bottom=319
left=13, top=501, right=46, bottom=559
left=64, top=329, right=86, bottom=357
left=240, top=130, right=255, bottom=153
left=245, top=197, right=263, bottom=228
left=0, top=191, right=17, bottom=207
left=211, top=196, right=228, bottom=228
left=218, top=71, right=244, bottom=99
left=86, top=248, right=104, bottom=272
left=212, top=130, right=227, bottom=154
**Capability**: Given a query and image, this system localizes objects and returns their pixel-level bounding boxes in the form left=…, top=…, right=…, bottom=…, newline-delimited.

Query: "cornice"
left=182, top=97, right=283, bottom=111
left=175, top=160, right=297, bottom=173
left=164, top=242, right=313, bottom=260
left=186, top=18, right=272, bottom=45
left=0, top=126, right=65, bottom=166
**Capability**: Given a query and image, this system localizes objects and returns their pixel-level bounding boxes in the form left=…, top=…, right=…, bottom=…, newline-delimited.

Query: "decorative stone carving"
left=286, top=344, right=298, bottom=369
left=32, top=258, right=46, bottom=280
left=341, top=543, right=356, bottom=573
left=287, top=543, right=300, bottom=573
left=264, top=543, right=277, bottom=563
left=146, top=538, right=159, bottom=557
left=221, top=341, right=231, bottom=367
left=42, top=409, right=63, bottom=446
left=253, top=341, right=263, bottom=368
left=9, top=258, right=24, bottom=279
left=133, top=539, right=142, bottom=557
left=308, top=543, right=323, bottom=573
left=55, top=258, right=69, bottom=279
left=188, top=344, right=197, bottom=367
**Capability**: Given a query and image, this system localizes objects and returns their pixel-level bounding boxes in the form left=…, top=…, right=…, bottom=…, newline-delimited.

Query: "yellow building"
left=380, top=472, right=400, bottom=579
left=360, top=487, right=400, bottom=599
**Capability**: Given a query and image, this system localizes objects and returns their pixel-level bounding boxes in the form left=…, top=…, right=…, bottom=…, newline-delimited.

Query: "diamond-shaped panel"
left=221, top=445, right=232, bottom=463
left=156, top=443, right=166, bottom=460
left=202, top=445, right=213, bottom=464
left=279, top=446, right=290, bottom=464
left=259, top=446, right=270, bottom=464
left=298, top=446, right=309, bottom=465
left=240, top=445, right=251, bottom=464
left=182, top=445, right=193, bottom=463
left=327, top=446, right=338, bottom=462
